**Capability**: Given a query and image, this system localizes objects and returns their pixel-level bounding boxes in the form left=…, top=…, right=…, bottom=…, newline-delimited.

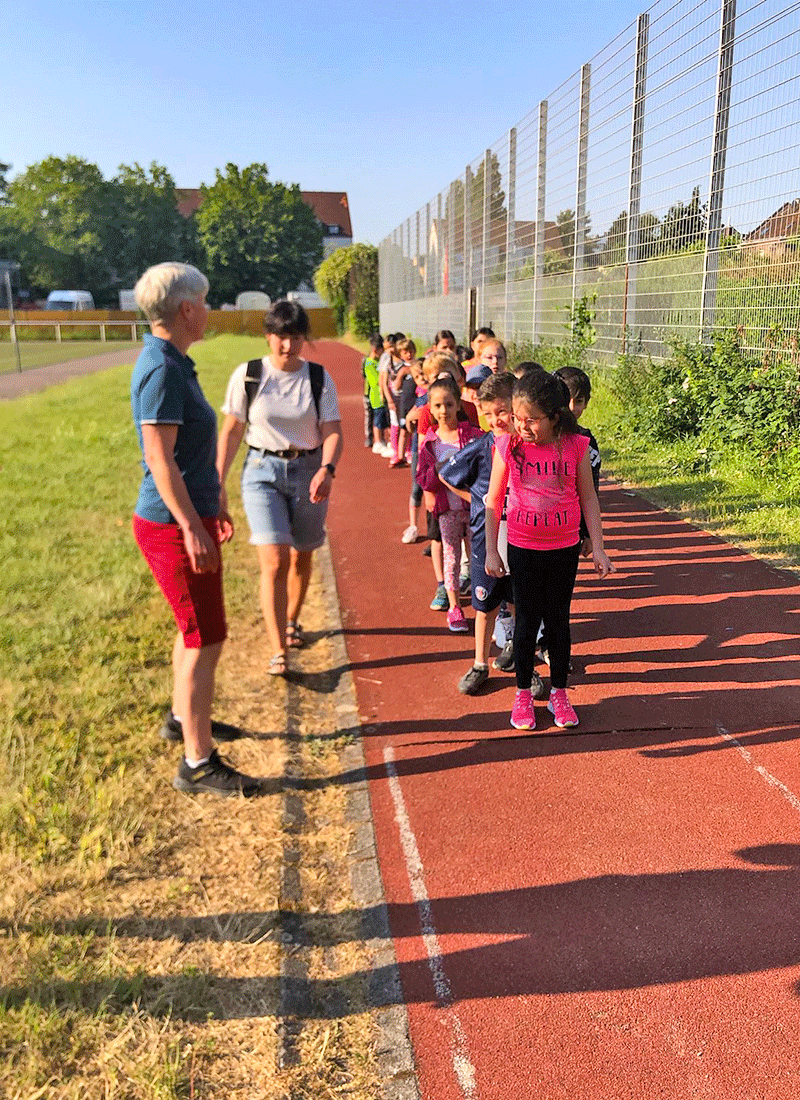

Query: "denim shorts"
left=241, top=448, right=328, bottom=551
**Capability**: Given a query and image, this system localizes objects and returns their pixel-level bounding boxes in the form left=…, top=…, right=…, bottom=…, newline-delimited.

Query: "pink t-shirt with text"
left=496, top=432, right=589, bottom=550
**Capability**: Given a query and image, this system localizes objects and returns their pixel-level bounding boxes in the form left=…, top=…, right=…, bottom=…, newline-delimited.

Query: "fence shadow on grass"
left=5, top=844, right=800, bottom=1020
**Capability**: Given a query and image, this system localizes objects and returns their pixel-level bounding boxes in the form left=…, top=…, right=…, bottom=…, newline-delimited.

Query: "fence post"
left=100, top=323, right=106, bottom=342
left=481, top=148, right=491, bottom=320
left=505, top=127, right=517, bottom=337
left=533, top=100, right=548, bottom=344
left=624, top=12, right=650, bottom=353
left=573, top=63, right=591, bottom=304
left=701, top=0, right=736, bottom=339
left=55, top=323, right=62, bottom=342
left=464, top=165, right=473, bottom=336
left=437, top=191, right=443, bottom=301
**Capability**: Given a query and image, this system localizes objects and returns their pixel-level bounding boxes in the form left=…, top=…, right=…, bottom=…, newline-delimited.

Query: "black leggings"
left=508, top=541, right=581, bottom=691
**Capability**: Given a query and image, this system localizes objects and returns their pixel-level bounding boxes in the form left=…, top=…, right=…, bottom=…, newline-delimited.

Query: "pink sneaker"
left=510, top=689, right=535, bottom=730
left=547, top=688, right=579, bottom=728
left=447, top=606, right=469, bottom=633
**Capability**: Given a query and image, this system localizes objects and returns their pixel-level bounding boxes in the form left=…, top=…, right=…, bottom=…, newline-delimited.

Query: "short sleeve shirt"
left=496, top=432, right=589, bottom=550
left=443, top=431, right=495, bottom=535
left=131, top=333, right=220, bottom=523
left=222, top=357, right=340, bottom=451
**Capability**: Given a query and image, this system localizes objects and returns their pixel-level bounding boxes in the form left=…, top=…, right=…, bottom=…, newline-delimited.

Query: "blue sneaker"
left=429, top=583, right=448, bottom=611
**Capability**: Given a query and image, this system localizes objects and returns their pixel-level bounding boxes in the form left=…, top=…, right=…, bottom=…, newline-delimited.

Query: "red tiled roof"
left=176, top=188, right=202, bottom=217
left=174, top=187, right=352, bottom=238
left=300, top=192, right=352, bottom=237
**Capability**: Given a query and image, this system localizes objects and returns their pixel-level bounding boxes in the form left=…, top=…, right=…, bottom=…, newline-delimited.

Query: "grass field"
left=588, top=371, right=800, bottom=573
left=0, top=340, right=141, bottom=374
left=0, top=333, right=383, bottom=1098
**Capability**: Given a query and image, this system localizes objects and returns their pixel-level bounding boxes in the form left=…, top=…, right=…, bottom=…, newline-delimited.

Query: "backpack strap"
left=308, top=361, right=324, bottom=423
left=244, top=358, right=324, bottom=425
left=243, top=358, right=263, bottom=422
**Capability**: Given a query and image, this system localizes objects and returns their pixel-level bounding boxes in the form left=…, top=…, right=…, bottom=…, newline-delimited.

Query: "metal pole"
left=481, top=148, right=491, bottom=320
left=464, top=166, right=473, bottom=336
left=624, top=13, right=649, bottom=353
left=3, top=270, right=22, bottom=372
left=505, top=127, right=517, bottom=337
left=701, top=0, right=736, bottom=338
left=573, top=63, right=591, bottom=304
left=533, top=100, right=548, bottom=344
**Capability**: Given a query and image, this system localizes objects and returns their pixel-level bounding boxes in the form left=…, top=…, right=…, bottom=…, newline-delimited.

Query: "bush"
left=610, top=328, right=800, bottom=453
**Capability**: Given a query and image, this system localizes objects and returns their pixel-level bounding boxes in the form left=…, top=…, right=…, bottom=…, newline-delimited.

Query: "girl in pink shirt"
left=485, top=371, right=613, bottom=731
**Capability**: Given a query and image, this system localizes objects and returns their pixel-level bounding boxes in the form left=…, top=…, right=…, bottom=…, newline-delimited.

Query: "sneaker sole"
left=172, top=776, right=261, bottom=797
left=448, top=624, right=469, bottom=632
left=510, top=717, right=536, bottom=730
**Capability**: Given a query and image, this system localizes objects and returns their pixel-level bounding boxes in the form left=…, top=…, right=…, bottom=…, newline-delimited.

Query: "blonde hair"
left=424, top=351, right=462, bottom=383
left=134, top=262, right=209, bottom=324
left=395, top=337, right=417, bottom=356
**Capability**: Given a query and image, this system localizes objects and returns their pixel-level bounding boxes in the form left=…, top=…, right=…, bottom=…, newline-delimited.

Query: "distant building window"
left=327, top=224, right=340, bottom=234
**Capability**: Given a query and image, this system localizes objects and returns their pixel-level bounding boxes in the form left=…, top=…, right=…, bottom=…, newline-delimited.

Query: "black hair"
left=428, top=374, right=461, bottom=404
left=470, top=326, right=496, bottom=342
left=512, top=360, right=547, bottom=378
left=553, top=365, right=591, bottom=402
left=478, top=372, right=515, bottom=403
left=455, top=344, right=472, bottom=364
left=512, top=370, right=579, bottom=440
left=264, top=299, right=310, bottom=338
left=434, top=329, right=456, bottom=345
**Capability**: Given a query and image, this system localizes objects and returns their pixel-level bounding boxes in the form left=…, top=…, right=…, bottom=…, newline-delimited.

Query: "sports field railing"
left=378, top=0, right=800, bottom=360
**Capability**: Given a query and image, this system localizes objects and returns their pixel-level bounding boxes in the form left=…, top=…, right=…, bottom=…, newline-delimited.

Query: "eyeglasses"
left=513, top=413, right=548, bottom=428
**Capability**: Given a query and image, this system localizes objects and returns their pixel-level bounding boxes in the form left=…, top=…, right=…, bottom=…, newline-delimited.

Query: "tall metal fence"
left=379, top=0, right=800, bottom=360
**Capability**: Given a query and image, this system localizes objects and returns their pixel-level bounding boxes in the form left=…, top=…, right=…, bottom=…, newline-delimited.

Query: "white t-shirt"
left=222, top=357, right=340, bottom=451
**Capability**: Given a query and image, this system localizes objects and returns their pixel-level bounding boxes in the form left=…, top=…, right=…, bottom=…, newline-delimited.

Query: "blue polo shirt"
left=131, top=334, right=220, bottom=523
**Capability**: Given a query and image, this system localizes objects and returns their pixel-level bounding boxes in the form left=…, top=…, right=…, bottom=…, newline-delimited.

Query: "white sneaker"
left=401, top=524, right=418, bottom=544
left=372, top=442, right=383, bottom=454
left=381, top=443, right=394, bottom=458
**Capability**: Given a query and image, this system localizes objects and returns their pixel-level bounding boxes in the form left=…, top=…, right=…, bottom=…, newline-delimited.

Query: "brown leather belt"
left=250, top=446, right=319, bottom=459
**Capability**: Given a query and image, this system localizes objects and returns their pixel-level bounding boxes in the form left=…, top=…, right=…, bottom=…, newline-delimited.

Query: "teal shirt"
left=131, top=334, right=220, bottom=523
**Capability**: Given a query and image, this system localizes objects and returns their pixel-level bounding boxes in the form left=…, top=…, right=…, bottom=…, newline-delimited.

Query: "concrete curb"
left=315, top=538, right=421, bottom=1100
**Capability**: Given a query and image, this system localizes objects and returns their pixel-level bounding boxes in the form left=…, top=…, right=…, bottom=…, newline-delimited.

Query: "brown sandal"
left=285, top=621, right=305, bottom=648
left=267, top=653, right=287, bottom=676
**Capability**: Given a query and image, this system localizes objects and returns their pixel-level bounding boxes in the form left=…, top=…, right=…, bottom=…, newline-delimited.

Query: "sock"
left=185, top=756, right=210, bottom=769
left=474, top=662, right=488, bottom=670
left=172, top=712, right=182, bottom=723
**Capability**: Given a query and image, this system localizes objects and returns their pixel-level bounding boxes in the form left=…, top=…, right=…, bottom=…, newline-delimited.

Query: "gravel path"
left=0, top=346, right=139, bottom=399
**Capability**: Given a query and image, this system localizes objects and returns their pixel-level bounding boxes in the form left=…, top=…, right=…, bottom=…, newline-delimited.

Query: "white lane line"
left=717, top=724, right=800, bottom=816
left=383, top=745, right=478, bottom=1100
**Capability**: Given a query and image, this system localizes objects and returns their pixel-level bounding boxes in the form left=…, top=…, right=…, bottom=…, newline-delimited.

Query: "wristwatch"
left=323, top=462, right=336, bottom=478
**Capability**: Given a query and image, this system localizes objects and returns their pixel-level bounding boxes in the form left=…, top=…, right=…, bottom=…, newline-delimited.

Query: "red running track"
left=316, top=340, right=800, bottom=1100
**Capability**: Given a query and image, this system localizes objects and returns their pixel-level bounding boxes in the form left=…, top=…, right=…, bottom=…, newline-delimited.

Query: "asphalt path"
left=317, top=339, right=800, bottom=1100
left=0, top=346, right=138, bottom=398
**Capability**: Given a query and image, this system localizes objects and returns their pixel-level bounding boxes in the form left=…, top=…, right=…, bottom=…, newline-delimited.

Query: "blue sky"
left=2, top=0, right=648, bottom=244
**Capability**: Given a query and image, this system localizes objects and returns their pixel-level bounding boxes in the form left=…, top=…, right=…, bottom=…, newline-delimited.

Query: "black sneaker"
left=493, top=640, right=515, bottom=672
left=160, top=709, right=242, bottom=742
left=458, top=664, right=489, bottom=695
left=422, top=544, right=432, bottom=557
left=531, top=670, right=547, bottom=700
left=173, top=749, right=262, bottom=797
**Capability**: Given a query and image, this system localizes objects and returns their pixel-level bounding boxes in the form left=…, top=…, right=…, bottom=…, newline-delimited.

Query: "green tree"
left=6, top=155, right=114, bottom=297
left=109, top=162, right=186, bottom=287
left=314, top=246, right=355, bottom=333
left=196, top=163, right=323, bottom=304
left=0, top=161, right=10, bottom=206
left=659, top=186, right=707, bottom=254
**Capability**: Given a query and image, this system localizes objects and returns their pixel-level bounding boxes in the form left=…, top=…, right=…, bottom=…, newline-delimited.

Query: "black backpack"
left=243, top=359, right=325, bottom=423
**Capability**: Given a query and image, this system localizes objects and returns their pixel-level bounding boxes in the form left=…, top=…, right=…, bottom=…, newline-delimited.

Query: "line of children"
left=384, top=326, right=614, bottom=730
left=484, top=369, right=614, bottom=730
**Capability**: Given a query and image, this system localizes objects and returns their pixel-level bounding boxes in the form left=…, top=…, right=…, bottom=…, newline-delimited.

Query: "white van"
left=46, top=290, right=95, bottom=311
